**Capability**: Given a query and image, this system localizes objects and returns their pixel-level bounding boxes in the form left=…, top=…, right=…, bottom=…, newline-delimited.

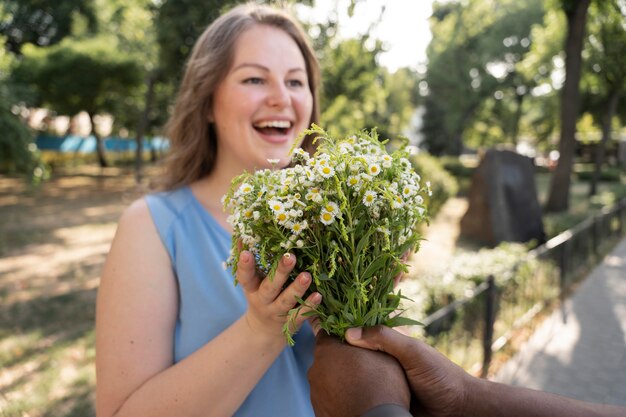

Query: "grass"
left=535, top=169, right=626, bottom=239
left=0, top=166, right=144, bottom=416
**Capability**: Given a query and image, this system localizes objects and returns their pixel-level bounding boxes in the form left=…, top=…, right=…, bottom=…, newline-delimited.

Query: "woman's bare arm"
left=96, top=199, right=318, bottom=417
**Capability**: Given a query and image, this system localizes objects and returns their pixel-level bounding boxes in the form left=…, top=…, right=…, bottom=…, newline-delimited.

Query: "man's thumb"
left=345, top=326, right=413, bottom=364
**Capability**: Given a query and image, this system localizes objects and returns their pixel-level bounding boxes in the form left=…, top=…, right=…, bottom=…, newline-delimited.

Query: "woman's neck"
left=190, top=173, right=235, bottom=233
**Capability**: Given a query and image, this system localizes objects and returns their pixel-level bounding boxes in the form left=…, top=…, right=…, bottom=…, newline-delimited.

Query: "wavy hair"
left=158, top=3, right=321, bottom=190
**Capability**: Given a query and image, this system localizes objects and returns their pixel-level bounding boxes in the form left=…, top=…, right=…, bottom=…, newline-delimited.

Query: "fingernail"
left=283, top=253, right=294, bottom=265
left=346, top=327, right=362, bottom=340
left=299, top=272, right=311, bottom=285
left=312, top=292, right=322, bottom=304
left=240, top=251, right=250, bottom=264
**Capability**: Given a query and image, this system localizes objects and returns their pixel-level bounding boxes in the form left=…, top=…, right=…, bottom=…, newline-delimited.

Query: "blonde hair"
left=159, top=3, right=321, bottom=190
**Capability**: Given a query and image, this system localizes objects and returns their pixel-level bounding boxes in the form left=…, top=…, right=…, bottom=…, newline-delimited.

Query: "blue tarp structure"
left=35, top=135, right=170, bottom=153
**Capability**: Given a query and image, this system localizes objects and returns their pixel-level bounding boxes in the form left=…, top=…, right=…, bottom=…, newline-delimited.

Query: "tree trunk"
left=511, top=92, right=525, bottom=147
left=88, top=112, right=109, bottom=168
left=135, top=72, right=157, bottom=184
left=544, top=0, right=591, bottom=213
left=589, top=90, right=620, bottom=196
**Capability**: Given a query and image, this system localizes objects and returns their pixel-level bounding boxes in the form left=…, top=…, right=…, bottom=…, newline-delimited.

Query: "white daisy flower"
left=347, top=175, right=360, bottom=188
left=276, top=211, right=289, bottom=225
left=318, top=164, right=335, bottom=178
left=320, top=210, right=336, bottom=225
left=363, top=191, right=377, bottom=207
left=391, top=195, right=404, bottom=209
left=291, top=220, right=308, bottom=235
left=323, top=201, right=340, bottom=215
left=268, top=199, right=285, bottom=213
left=381, top=155, right=393, bottom=168
left=306, top=188, right=323, bottom=203
left=368, top=163, right=381, bottom=176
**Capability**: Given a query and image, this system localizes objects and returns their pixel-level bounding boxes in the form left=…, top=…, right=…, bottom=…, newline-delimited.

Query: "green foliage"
left=409, top=152, right=458, bottom=217
left=405, top=242, right=535, bottom=317
left=422, top=0, right=544, bottom=154
left=0, top=0, right=97, bottom=54
left=0, top=36, right=47, bottom=181
left=225, top=126, right=429, bottom=342
left=580, top=1, right=626, bottom=124
left=14, top=36, right=143, bottom=119
left=0, top=97, right=42, bottom=179
left=575, top=166, right=621, bottom=182
left=305, top=2, right=418, bottom=139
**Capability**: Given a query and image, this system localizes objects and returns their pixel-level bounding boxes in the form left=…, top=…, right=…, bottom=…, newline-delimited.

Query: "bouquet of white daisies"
left=224, top=125, right=430, bottom=344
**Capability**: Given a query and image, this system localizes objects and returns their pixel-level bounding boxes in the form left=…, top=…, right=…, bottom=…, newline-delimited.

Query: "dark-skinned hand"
left=308, top=331, right=411, bottom=417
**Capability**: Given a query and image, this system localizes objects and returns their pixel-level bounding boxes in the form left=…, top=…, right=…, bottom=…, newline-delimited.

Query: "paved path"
left=494, top=237, right=626, bottom=406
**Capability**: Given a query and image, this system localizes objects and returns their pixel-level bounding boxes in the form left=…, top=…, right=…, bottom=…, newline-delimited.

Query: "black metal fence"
left=422, top=198, right=626, bottom=377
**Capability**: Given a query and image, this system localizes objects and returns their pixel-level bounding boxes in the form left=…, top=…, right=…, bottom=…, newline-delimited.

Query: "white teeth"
left=254, top=120, right=291, bottom=129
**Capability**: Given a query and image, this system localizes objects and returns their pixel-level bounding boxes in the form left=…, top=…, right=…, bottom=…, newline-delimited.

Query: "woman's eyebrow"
left=232, top=62, right=306, bottom=74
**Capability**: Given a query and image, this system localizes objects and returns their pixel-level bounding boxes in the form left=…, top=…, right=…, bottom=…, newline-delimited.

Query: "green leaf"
left=385, top=316, right=422, bottom=328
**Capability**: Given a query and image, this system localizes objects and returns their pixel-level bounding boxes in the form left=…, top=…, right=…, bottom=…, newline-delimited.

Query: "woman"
left=96, top=4, right=322, bottom=416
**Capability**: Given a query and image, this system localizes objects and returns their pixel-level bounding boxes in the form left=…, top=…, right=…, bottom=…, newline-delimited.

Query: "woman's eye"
left=244, top=77, right=264, bottom=85
left=287, top=79, right=304, bottom=87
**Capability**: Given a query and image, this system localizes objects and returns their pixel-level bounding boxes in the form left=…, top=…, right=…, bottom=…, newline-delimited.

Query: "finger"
left=257, top=253, right=296, bottom=303
left=293, top=291, right=322, bottom=327
left=393, top=271, right=404, bottom=286
left=236, top=250, right=261, bottom=293
left=285, top=291, right=321, bottom=336
left=275, top=271, right=312, bottom=311
left=308, top=313, right=322, bottom=336
left=345, top=326, right=420, bottom=366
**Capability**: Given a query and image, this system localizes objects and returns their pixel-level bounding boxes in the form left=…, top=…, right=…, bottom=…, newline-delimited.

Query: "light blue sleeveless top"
left=145, top=186, right=315, bottom=417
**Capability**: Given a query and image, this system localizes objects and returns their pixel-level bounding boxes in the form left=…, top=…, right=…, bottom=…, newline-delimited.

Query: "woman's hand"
left=236, top=250, right=321, bottom=342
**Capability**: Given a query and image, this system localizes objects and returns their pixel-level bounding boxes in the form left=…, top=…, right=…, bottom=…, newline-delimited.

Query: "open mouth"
left=253, top=120, right=292, bottom=136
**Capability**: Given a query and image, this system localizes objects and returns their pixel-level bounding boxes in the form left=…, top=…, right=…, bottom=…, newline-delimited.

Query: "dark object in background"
left=461, top=149, right=545, bottom=246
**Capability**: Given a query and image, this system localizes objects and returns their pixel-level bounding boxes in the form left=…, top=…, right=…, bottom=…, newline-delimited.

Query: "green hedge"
left=410, top=152, right=459, bottom=218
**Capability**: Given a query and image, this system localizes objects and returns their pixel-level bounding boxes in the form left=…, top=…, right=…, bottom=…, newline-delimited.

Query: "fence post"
left=481, top=275, right=496, bottom=378
left=592, top=214, right=599, bottom=257
left=559, top=239, right=571, bottom=323
left=620, top=198, right=626, bottom=235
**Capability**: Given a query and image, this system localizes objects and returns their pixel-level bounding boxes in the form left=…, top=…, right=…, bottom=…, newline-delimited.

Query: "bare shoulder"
left=108, top=197, right=165, bottom=260
left=99, top=194, right=176, bottom=307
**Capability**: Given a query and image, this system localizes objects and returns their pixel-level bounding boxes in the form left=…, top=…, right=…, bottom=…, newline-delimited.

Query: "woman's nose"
left=266, top=82, right=290, bottom=108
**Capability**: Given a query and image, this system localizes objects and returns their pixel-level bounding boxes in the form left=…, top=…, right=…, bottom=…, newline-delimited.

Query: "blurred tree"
left=0, top=35, right=43, bottom=178
left=155, top=0, right=310, bottom=83
left=421, top=0, right=543, bottom=155
left=0, top=0, right=97, bottom=54
left=92, top=0, right=163, bottom=180
left=515, top=8, right=565, bottom=151
left=309, top=2, right=417, bottom=139
left=544, top=0, right=592, bottom=212
left=14, top=37, right=143, bottom=167
left=580, top=1, right=626, bottom=196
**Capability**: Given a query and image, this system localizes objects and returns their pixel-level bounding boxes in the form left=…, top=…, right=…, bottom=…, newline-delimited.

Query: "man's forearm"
left=467, top=378, right=625, bottom=417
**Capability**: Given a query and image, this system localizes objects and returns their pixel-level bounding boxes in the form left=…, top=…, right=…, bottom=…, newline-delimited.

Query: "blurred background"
left=1, top=0, right=625, bottom=415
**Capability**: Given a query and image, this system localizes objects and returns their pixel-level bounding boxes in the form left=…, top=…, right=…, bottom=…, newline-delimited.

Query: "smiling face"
left=210, top=24, right=314, bottom=174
